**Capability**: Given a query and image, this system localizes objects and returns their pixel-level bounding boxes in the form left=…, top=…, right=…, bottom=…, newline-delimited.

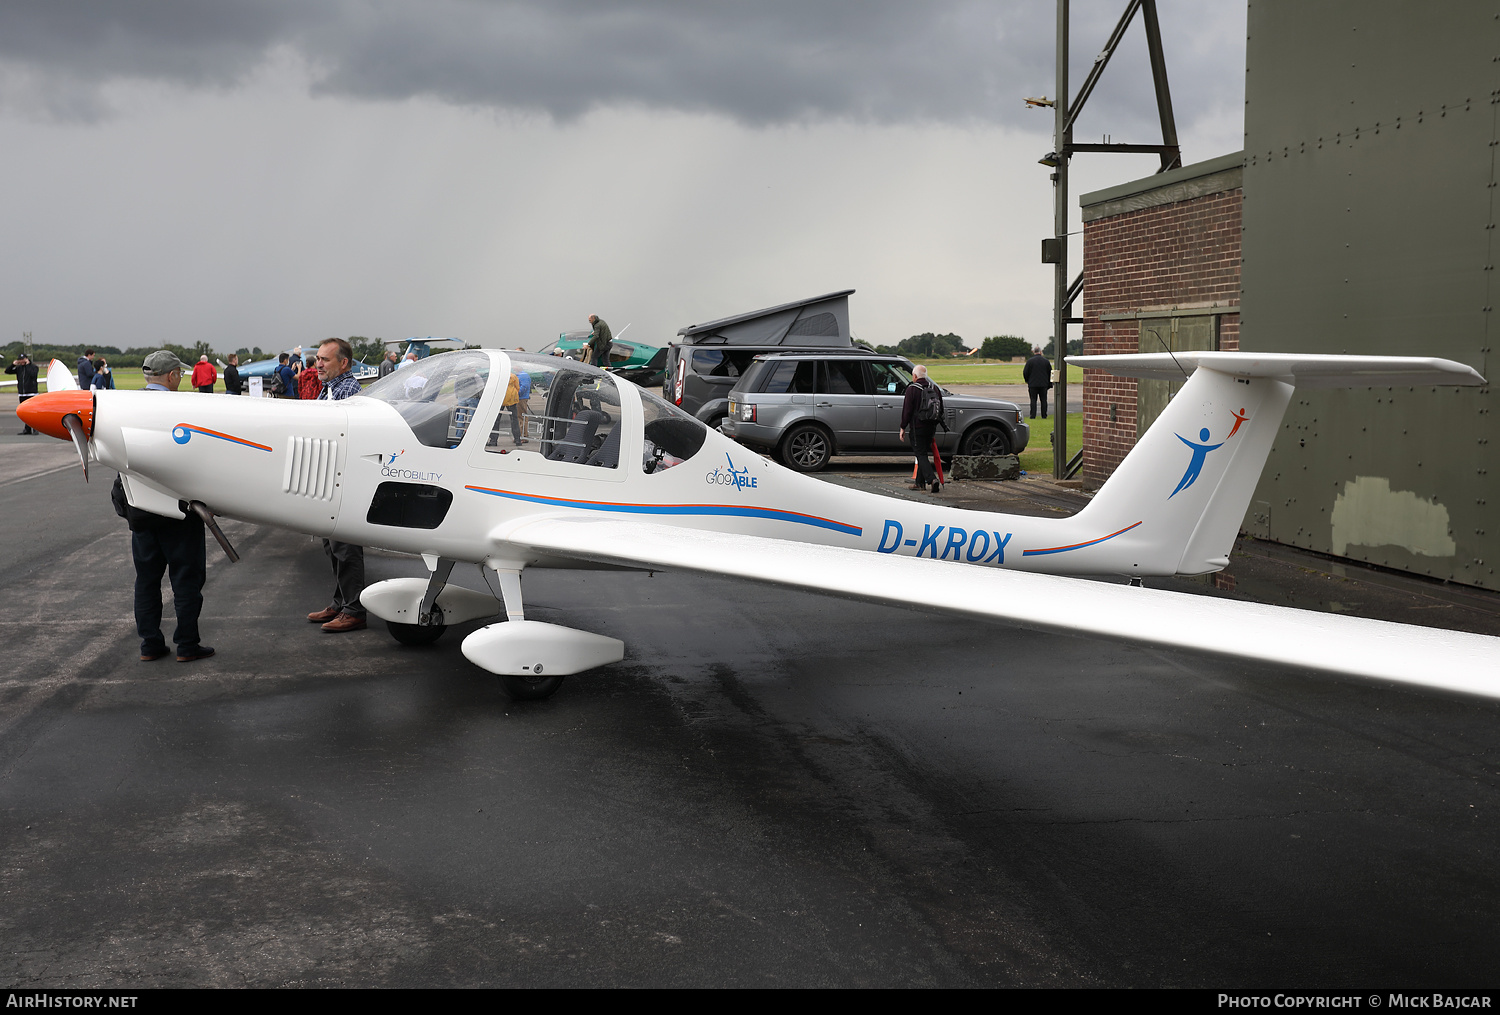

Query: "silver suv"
left=722, top=351, right=1029, bottom=472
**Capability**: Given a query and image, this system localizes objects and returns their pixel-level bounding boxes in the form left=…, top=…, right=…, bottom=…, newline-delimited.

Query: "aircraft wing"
left=494, top=515, right=1500, bottom=700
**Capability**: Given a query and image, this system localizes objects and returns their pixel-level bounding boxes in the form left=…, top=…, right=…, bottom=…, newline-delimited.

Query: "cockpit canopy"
left=359, top=349, right=709, bottom=472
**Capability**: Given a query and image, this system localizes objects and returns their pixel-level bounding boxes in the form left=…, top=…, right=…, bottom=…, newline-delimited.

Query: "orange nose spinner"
left=16, top=390, right=94, bottom=441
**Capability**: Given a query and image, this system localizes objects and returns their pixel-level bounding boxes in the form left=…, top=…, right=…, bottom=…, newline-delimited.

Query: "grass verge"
left=1015, top=411, right=1084, bottom=478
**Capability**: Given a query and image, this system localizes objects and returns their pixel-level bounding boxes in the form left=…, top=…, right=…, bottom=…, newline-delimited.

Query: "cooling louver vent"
left=283, top=436, right=339, bottom=500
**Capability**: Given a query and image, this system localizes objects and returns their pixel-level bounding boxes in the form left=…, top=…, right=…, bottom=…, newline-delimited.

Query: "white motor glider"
left=18, top=347, right=1496, bottom=701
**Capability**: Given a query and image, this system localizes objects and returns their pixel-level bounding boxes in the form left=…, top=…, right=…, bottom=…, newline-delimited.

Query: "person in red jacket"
left=190, top=355, right=217, bottom=393
left=297, top=357, right=322, bottom=400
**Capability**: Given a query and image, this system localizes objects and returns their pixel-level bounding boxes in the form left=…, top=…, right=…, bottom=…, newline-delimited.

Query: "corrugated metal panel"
left=283, top=436, right=339, bottom=501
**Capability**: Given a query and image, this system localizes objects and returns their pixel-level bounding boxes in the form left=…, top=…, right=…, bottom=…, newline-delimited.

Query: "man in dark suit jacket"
left=1023, top=347, right=1053, bottom=419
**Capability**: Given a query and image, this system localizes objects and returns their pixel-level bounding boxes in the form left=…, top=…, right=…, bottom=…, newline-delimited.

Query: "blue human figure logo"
left=1169, top=427, right=1225, bottom=499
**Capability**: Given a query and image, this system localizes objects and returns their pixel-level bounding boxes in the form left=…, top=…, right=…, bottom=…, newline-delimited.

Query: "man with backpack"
left=899, top=364, right=944, bottom=493
left=273, top=353, right=297, bottom=398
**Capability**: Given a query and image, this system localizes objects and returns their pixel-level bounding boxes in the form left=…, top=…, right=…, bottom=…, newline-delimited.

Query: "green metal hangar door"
left=1241, top=1, right=1497, bottom=588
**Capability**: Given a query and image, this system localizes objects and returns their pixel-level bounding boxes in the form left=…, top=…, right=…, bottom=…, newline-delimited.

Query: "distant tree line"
left=1, top=335, right=386, bottom=369
left=979, top=335, right=1032, bottom=359
left=874, top=332, right=969, bottom=357
left=1042, top=338, right=1084, bottom=358
left=1, top=340, right=213, bottom=368
left=869, top=332, right=1036, bottom=359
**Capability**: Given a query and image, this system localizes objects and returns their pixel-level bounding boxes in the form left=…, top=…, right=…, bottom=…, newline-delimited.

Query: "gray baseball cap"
left=142, top=350, right=185, bottom=375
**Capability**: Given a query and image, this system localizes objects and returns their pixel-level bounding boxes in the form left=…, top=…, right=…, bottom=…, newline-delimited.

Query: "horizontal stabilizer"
left=494, top=515, right=1500, bottom=700
left=1071, top=352, right=1486, bottom=388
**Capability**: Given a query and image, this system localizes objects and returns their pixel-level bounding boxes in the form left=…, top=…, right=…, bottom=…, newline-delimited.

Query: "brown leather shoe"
left=177, top=646, right=215, bottom=663
left=322, top=613, right=367, bottom=633
left=141, top=649, right=170, bottom=662
left=307, top=606, right=340, bottom=623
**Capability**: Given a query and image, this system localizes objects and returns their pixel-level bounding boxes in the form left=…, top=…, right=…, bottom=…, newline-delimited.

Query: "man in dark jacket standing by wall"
left=587, top=315, right=613, bottom=368
left=899, top=364, right=943, bottom=494
left=306, top=337, right=368, bottom=633
left=8, top=353, right=39, bottom=434
left=1023, top=346, right=1052, bottom=420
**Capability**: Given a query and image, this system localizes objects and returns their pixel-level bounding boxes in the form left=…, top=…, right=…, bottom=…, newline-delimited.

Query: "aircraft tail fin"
left=1068, top=353, right=1485, bottom=576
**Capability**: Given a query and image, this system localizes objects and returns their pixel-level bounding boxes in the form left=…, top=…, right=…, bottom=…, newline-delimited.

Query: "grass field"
left=917, top=361, right=1084, bottom=385
left=106, top=368, right=147, bottom=390
left=1015, top=411, right=1083, bottom=478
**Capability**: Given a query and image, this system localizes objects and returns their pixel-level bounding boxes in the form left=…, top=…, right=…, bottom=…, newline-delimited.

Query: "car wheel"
left=960, top=424, right=1011, bottom=457
left=779, top=423, right=833, bottom=473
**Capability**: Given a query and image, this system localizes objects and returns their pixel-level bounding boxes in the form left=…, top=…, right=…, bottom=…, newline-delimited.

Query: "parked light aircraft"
left=17, top=348, right=1499, bottom=701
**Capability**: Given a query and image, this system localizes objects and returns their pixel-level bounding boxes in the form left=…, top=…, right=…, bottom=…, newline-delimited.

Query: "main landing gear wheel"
left=780, top=423, right=833, bottom=473
left=499, top=673, right=566, bottom=701
left=387, top=620, right=447, bottom=646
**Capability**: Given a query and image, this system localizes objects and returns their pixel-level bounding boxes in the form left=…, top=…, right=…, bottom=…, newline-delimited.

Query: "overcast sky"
left=0, top=1, right=1246, bottom=356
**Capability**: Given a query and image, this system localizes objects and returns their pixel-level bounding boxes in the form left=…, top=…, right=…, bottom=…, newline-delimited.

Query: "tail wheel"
left=499, top=674, right=566, bottom=701
left=387, top=620, right=446, bottom=646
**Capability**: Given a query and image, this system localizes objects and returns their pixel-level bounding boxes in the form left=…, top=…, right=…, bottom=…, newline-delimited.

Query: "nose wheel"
left=498, top=673, right=565, bottom=701
left=387, top=618, right=447, bottom=645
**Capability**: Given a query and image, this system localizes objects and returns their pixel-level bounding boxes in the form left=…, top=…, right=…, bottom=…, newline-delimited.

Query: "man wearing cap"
left=7, top=353, right=39, bottom=434
left=112, top=350, right=214, bottom=663
left=306, top=337, right=368, bottom=633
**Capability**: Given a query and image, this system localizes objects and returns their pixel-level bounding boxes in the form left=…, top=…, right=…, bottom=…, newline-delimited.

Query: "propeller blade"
left=46, top=359, right=79, bottom=391
left=61, top=412, right=89, bottom=482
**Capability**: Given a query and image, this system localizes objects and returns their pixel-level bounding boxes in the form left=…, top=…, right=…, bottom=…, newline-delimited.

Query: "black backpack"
left=916, top=380, right=945, bottom=423
left=268, top=368, right=285, bottom=395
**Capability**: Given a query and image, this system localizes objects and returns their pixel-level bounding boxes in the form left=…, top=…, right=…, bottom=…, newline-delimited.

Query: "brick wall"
left=1081, top=186, right=1242, bottom=489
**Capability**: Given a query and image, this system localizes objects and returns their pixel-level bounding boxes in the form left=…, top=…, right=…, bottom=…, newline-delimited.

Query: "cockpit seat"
left=547, top=410, right=609, bottom=464
left=584, top=424, right=621, bottom=469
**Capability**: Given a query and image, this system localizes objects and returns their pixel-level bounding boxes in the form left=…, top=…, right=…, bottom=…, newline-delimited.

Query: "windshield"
left=359, top=350, right=491, bottom=448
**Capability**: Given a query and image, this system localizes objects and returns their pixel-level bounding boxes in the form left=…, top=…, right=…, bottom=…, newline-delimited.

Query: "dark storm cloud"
left=0, top=1, right=1239, bottom=131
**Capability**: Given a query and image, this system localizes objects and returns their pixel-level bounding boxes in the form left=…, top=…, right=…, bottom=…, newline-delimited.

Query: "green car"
left=538, top=332, right=666, bottom=386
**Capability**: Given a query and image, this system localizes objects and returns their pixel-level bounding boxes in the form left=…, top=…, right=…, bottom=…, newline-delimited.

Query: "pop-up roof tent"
left=675, top=290, right=855, bottom=347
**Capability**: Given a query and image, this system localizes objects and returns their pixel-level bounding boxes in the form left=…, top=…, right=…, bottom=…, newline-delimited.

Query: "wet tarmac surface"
left=4, top=438, right=1500, bottom=987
